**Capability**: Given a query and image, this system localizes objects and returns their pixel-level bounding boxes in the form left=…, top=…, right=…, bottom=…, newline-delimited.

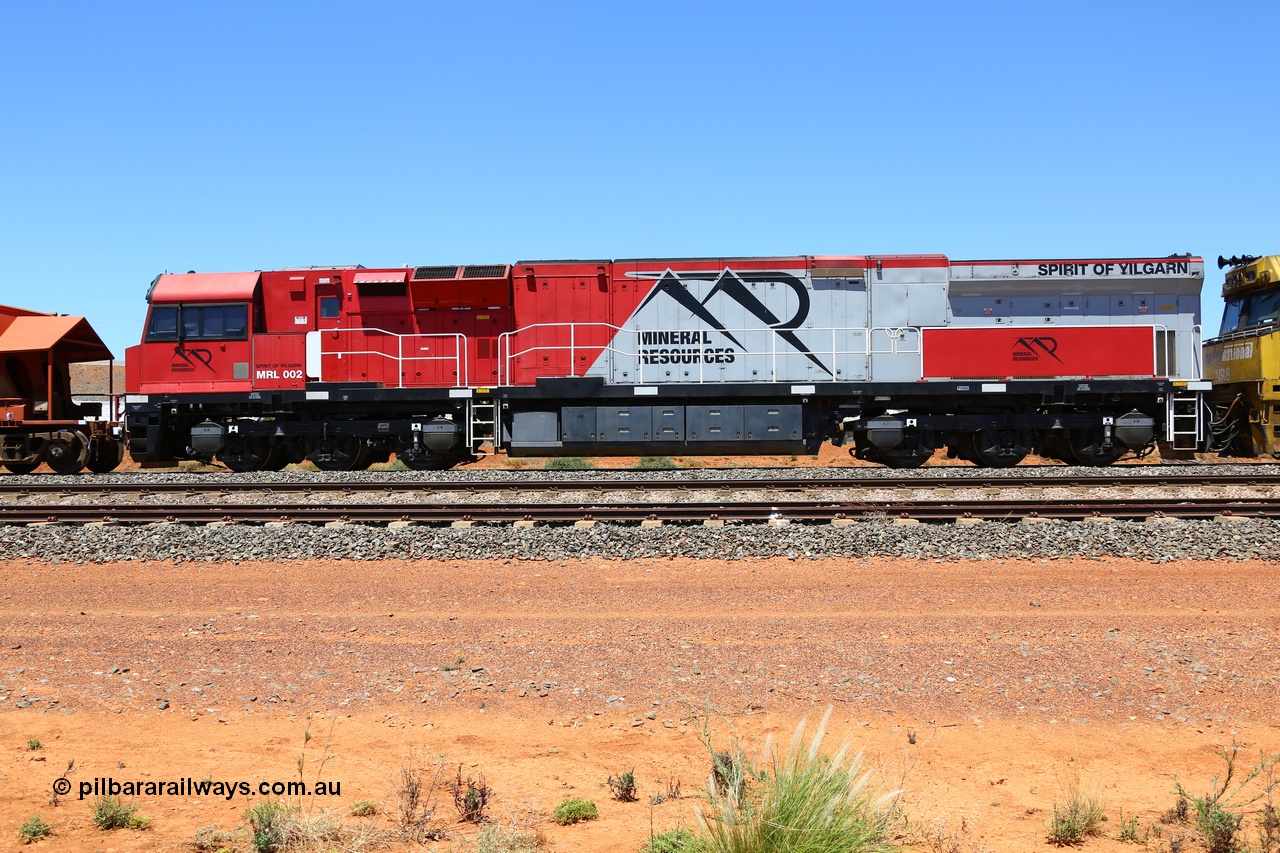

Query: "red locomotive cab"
left=129, top=272, right=266, bottom=395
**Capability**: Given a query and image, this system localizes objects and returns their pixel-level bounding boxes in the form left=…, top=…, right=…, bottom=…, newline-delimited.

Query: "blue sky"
left=2, top=1, right=1275, bottom=359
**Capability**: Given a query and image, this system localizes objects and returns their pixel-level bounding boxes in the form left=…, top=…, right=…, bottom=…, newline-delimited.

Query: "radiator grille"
left=462, top=264, right=507, bottom=279
left=412, top=265, right=459, bottom=280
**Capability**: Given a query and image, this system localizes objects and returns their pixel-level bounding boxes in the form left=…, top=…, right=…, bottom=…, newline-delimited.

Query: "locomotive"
left=0, top=304, right=125, bottom=474
left=1204, top=254, right=1280, bottom=458
left=121, top=252, right=1211, bottom=470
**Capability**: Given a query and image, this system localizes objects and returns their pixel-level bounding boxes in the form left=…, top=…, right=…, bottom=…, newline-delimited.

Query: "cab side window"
left=147, top=306, right=179, bottom=341
left=145, top=304, right=249, bottom=342
left=1219, top=300, right=1242, bottom=335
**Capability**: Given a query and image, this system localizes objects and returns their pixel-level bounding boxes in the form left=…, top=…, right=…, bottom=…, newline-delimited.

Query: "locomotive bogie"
left=128, top=392, right=475, bottom=472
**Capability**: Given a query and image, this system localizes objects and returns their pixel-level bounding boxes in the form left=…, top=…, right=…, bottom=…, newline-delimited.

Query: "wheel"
left=218, top=436, right=273, bottom=473
left=965, top=429, right=1029, bottom=468
left=1064, top=434, right=1125, bottom=467
left=309, top=436, right=370, bottom=471
left=45, top=434, right=87, bottom=475
left=3, top=461, right=40, bottom=475
left=260, top=444, right=291, bottom=472
left=85, top=440, right=124, bottom=474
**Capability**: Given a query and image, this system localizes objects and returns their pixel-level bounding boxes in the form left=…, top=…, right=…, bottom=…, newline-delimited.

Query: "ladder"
left=1167, top=388, right=1206, bottom=451
left=468, top=398, right=498, bottom=449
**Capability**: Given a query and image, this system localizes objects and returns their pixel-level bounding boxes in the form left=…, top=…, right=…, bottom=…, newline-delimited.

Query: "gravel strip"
left=13, top=483, right=1280, bottom=506
left=3, top=518, right=1278, bottom=563
left=4, top=461, right=1279, bottom=488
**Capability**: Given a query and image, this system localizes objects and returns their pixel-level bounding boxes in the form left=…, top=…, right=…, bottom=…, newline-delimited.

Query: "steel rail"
left=3, top=469, right=1280, bottom=497
left=4, top=497, right=1280, bottom=525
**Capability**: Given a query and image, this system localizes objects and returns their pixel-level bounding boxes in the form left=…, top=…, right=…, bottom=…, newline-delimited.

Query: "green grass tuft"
left=1045, top=782, right=1105, bottom=846
left=635, top=456, right=677, bottom=469
left=544, top=456, right=593, bottom=470
left=552, top=797, right=599, bottom=825
left=19, top=815, right=52, bottom=844
left=350, top=799, right=378, bottom=817
left=695, top=708, right=898, bottom=853
left=244, top=801, right=293, bottom=852
left=640, top=827, right=709, bottom=852
left=472, top=822, right=543, bottom=852
left=91, top=796, right=145, bottom=831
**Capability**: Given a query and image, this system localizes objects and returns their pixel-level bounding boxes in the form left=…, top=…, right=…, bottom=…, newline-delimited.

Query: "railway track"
left=3, top=467, right=1280, bottom=497
left=5, top=496, right=1280, bottom=526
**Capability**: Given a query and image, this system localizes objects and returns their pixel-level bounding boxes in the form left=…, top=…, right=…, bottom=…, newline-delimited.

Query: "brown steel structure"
left=0, top=304, right=124, bottom=473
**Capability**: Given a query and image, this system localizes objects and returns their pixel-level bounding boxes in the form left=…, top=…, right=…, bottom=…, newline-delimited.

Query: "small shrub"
left=544, top=456, right=593, bottom=470
left=1117, top=811, right=1142, bottom=842
left=1197, top=804, right=1242, bottom=853
left=472, top=822, right=543, bottom=852
left=1260, top=802, right=1280, bottom=853
left=635, top=456, right=676, bottom=470
left=447, top=765, right=492, bottom=823
left=1045, top=783, right=1105, bottom=846
left=1162, top=794, right=1190, bottom=824
left=552, top=797, right=598, bottom=825
left=709, top=750, right=743, bottom=799
left=91, top=796, right=142, bottom=831
left=1175, top=741, right=1280, bottom=853
left=350, top=799, right=378, bottom=817
left=640, top=828, right=708, bottom=852
left=18, top=815, right=51, bottom=844
left=244, top=801, right=291, bottom=852
left=608, top=768, right=638, bottom=802
left=441, top=656, right=465, bottom=672
left=396, top=749, right=447, bottom=841
left=26, top=739, right=41, bottom=751
left=193, top=823, right=244, bottom=851
left=917, top=816, right=976, bottom=853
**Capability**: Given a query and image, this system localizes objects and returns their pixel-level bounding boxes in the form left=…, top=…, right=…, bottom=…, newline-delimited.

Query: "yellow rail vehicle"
left=1204, top=254, right=1280, bottom=457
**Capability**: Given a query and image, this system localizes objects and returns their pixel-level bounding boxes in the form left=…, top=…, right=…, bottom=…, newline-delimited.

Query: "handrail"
left=497, top=323, right=921, bottom=385
left=317, top=327, right=468, bottom=387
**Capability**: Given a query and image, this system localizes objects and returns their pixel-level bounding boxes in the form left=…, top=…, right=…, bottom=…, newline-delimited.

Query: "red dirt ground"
left=1, top=555, right=1277, bottom=852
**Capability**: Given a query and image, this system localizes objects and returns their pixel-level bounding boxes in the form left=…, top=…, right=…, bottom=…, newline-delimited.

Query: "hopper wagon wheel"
left=966, top=429, right=1029, bottom=468
left=86, top=439, right=125, bottom=474
left=46, top=434, right=87, bottom=475
left=218, top=436, right=274, bottom=473
left=3, top=460, right=41, bottom=475
left=310, top=435, right=371, bottom=471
